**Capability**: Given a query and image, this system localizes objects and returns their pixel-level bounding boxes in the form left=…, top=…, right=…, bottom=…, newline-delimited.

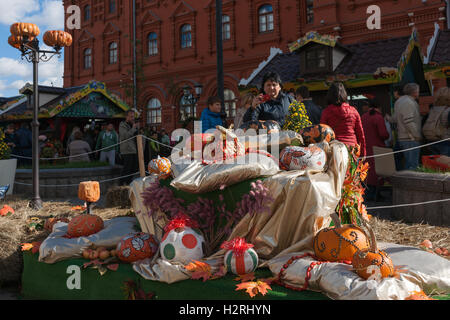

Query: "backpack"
left=422, top=106, right=449, bottom=141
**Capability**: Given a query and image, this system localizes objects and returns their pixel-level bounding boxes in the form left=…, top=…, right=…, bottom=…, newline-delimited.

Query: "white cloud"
left=0, top=57, right=31, bottom=78
left=0, top=0, right=40, bottom=25
left=26, top=0, right=64, bottom=30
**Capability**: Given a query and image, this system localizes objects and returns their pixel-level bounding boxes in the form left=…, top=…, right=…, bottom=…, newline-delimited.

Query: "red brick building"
left=63, top=0, right=448, bottom=132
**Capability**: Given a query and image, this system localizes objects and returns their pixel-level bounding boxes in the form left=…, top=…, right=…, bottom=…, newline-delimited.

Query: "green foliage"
left=0, top=128, right=11, bottom=160
left=282, top=100, right=312, bottom=133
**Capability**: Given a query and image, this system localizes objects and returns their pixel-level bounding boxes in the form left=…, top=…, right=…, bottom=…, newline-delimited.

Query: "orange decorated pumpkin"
left=8, top=35, right=32, bottom=49
left=313, top=213, right=370, bottom=262
left=43, top=30, right=72, bottom=48
left=0, top=205, right=14, bottom=216
left=78, top=181, right=100, bottom=203
left=300, top=124, right=336, bottom=145
left=67, top=214, right=104, bottom=238
left=148, top=156, right=171, bottom=179
left=10, top=22, right=40, bottom=38
left=116, top=232, right=159, bottom=263
left=352, top=223, right=395, bottom=280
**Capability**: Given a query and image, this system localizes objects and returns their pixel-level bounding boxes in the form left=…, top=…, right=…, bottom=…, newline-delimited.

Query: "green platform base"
left=21, top=252, right=329, bottom=300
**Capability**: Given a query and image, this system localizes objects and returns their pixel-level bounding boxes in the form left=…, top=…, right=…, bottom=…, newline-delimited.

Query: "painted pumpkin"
left=44, top=217, right=70, bottom=232
left=148, top=156, right=171, bottom=179
left=78, top=181, right=100, bottom=203
left=300, top=124, right=335, bottom=145
left=352, top=222, right=395, bottom=280
left=221, top=238, right=259, bottom=275
left=0, top=205, right=14, bottom=217
left=10, top=22, right=40, bottom=38
left=279, top=145, right=327, bottom=171
left=116, top=232, right=159, bottom=263
left=43, top=30, right=72, bottom=48
left=313, top=213, right=370, bottom=262
left=160, top=214, right=205, bottom=265
left=67, top=214, right=104, bottom=238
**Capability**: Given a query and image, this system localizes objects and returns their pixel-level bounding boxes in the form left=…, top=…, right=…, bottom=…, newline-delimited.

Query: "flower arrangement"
left=336, top=145, right=370, bottom=225
left=0, top=128, right=11, bottom=160
left=41, top=141, right=57, bottom=159
left=282, top=100, right=312, bottom=133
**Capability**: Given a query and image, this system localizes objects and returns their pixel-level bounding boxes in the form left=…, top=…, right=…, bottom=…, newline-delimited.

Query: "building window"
left=258, top=4, right=274, bottom=33
left=222, top=15, right=231, bottom=40
left=109, top=0, right=116, bottom=13
left=306, top=0, right=314, bottom=24
left=224, top=89, right=236, bottom=118
left=146, top=98, right=162, bottom=125
left=109, top=42, right=118, bottom=64
left=84, top=5, right=91, bottom=21
left=148, top=32, right=158, bottom=56
left=84, top=48, right=92, bottom=69
left=180, top=24, right=192, bottom=49
left=306, top=47, right=327, bottom=70
left=179, top=93, right=196, bottom=121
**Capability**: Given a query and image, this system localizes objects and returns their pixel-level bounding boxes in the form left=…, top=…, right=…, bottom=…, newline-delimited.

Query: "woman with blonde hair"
left=234, top=91, right=256, bottom=129
left=423, top=87, right=450, bottom=156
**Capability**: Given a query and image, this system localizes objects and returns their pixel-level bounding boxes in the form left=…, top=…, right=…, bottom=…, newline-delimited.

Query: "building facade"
left=63, top=0, right=448, bottom=132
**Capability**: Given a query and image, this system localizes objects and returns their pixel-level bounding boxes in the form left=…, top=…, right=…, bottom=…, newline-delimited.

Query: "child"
left=201, top=96, right=224, bottom=133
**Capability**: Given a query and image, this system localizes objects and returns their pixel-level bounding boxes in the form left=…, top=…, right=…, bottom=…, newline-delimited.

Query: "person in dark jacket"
left=295, top=86, right=322, bottom=125
left=250, top=72, right=294, bottom=127
left=201, top=96, right=224, bottom=133
left=320, top=82, right=366, bottom=157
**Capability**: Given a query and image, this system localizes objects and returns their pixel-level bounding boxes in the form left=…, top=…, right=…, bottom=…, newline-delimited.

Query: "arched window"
left=84, top=48, right=92, bottom=69
left=179, top=91, right=196, bottom=121
left=222, top=15, right=231, bottom=40
left=109, top=42, right=118, bottom=64
left=148, top=32, right=158, bottom=56
left=146, top=98, right=161, bottom=125
left=224, top=89, right=236, bottom=118
left=109, top=0, right=116, bottom=14
left=84, top=5, right=91, bottom=21
left=258, top=4, right=274, bottom=33
left=180, top=24, right=192, bottom=49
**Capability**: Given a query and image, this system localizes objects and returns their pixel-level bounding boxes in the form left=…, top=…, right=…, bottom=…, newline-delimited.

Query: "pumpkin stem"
left=360, top=217, right=378, bottom=252
left=330, top=213, right=341, bottom=228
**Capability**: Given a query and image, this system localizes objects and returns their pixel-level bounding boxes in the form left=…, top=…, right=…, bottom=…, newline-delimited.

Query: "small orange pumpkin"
left=78, top=181, right=100, bottom=203
left=10, top=22, right=40, bottom=38
left=0, top=205, right=14, bottom=216
left=352, top=223, right=395, bottom=280
left=313, top=213, right=371, bottom=262
left=67, top=214, right=104, bottom=238
left=43, top=30, right=72, bottom=48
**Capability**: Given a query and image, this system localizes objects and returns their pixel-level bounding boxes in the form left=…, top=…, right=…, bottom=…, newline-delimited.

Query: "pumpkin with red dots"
left=116, top=232, right=159, bottom=263
left=279, top=145, right=327, bottom=171
left=313, top=213, right=371, bottom=262
left=78, top=181, right=100, bottom=203
left=67, top=214, right=104, bottom=238
left=352, top=222, right=395, bottom=280
left=160, top=214, right=205, bottom=265
left=300, top=124, right=336, bottom=145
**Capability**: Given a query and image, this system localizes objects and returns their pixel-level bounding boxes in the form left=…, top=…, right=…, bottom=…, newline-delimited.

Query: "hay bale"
left=105, top=186, right=131, bottom=208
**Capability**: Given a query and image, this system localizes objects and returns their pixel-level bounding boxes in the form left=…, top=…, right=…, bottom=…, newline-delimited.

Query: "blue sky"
left=0, top=0, right=65, bottom=97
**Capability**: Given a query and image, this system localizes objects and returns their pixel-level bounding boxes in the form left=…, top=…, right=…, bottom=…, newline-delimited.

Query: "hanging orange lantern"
left=78, top=181, right=100, bottom=203
left=43, top=30, right=73, bottom=48
left=10, top=22, right=40, bottom=38
left=352, top=224, right=395, bottom=280
left=313, top=213, right=371, bottom=262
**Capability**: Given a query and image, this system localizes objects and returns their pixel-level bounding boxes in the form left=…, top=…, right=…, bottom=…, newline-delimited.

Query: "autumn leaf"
left=236, top=281, right=272, bottom=298
left=405, top=290, right=435, bottom=300
left=21, top=243, right=34, bottom=251
left=184, top=260, right=212, bottom=282
left=234, top=273, right=255, bottom=283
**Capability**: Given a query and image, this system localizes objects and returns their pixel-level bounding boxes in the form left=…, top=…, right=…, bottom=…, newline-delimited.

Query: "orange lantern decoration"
left=78, top=181, right=100, bottom=203
left=43, top=30, right=72, bottom=48
left=10, top=22, right=40, bottom=38
left=116, top=232, right=159, bottom=263
left=352, top=224, right=395, bottom=280
left=67, top=214, right=104, bottom=238
left=313, top=213, right=371, bottom=262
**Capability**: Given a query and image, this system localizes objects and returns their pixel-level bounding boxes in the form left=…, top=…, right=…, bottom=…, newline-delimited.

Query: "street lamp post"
left=8, top=24, right=72, bottom=210
left=215, top=0, right=226, bottom=120
left=182, top=84, right=203, bottom=121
